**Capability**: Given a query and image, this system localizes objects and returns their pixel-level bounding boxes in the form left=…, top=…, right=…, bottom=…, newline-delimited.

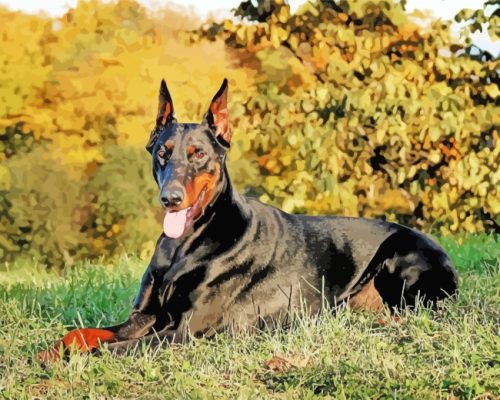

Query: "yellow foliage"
left=0, top=0, right=498, bottom=266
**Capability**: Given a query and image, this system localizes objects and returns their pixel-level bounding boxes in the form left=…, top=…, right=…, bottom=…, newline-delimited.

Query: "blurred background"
left=0, top=0, right=498, bottom=267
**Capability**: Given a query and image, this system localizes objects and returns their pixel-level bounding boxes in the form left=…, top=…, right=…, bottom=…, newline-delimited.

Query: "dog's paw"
left=35, top=328, right=116, bottom=365
left=61, top=328, right=116, bottom=351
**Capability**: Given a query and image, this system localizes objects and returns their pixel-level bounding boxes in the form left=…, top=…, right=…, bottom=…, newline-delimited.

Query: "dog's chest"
left=169, top=256, right=324, bottom=336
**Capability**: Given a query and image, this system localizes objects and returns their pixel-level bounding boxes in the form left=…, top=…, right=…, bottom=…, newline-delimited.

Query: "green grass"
left=0, top=235, right=498, bottom=399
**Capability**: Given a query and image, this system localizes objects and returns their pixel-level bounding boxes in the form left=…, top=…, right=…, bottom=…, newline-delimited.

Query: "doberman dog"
left=37, top=79, right=458, bottom=363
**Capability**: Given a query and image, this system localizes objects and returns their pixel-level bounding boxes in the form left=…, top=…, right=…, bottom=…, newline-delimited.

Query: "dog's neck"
left=180, top=164, right=250, bottom=255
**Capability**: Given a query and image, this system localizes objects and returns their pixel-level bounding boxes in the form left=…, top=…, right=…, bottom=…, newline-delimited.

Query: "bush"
left=197, top=0, right=499, bottom=234
left=0, top=0, right=497, bottom=266
left=83, top=145, right=159, bottom=261
left=1, top=144, right=88, bottom=266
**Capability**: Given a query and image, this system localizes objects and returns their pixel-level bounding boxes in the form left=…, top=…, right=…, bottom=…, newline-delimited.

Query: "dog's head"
left=146, top=79, right=231, bottom=239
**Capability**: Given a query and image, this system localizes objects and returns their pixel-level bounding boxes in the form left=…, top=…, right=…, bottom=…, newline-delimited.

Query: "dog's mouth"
left=163, top=187, right=207, bottom=239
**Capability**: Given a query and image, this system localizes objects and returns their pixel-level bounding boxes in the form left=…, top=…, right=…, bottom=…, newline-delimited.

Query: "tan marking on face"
left=182, top=163, right=220, bottom=212
left=187, top=145, right=196, bottom=155
left=348, top=278, right=384, bottom=312
left=164, top=140, right=174, bottom=150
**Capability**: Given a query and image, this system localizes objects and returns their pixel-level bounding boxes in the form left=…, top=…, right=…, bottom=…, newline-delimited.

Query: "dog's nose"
left=160, top=187, right=184, bottom=207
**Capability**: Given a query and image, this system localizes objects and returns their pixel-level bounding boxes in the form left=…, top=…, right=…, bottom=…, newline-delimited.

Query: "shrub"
left=197, top=0, right=499, bottom=234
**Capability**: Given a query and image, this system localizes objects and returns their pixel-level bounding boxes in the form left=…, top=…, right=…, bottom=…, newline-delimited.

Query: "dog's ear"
left=204, top=78, right=231, bottom=146
left=146, top=79, right=176, bottom=151
left=157, top=79, right=176, bottom=126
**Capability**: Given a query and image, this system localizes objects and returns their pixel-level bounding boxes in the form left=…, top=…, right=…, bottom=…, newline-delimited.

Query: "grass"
left=0, top=235, right=498, bottom=399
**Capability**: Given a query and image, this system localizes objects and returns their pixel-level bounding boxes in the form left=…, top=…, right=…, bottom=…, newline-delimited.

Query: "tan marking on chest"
left=184, top=163, right=220, bottom=210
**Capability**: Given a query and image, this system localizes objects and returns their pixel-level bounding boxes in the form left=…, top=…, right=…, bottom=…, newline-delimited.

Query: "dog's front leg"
left=105, top=321, right=189, bottom=356
left=36, top=265, right=164, bottom=364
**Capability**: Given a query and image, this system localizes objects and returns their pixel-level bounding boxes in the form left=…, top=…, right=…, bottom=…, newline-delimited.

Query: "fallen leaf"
left=265, top=354, right=310, bottom=372
left=376, top=316, right=404, bottom=326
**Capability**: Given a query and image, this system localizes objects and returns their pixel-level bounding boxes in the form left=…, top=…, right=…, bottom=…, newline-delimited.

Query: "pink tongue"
left=163, top=208, right=191, bottom=239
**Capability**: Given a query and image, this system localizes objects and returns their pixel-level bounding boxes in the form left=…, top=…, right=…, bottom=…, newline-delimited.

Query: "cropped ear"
left=146, top=79, right=176, bottom=151
left=204, top=78, right=231, bottom=146
left=157, top=79, right=175, bottom=126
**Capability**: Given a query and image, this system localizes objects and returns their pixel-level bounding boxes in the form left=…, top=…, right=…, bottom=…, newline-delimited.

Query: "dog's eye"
left=194, top=151, right=206, bottom=160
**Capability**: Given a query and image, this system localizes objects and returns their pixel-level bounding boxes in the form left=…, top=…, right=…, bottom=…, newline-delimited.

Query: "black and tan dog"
left=38, top=79, right=458, bottom=362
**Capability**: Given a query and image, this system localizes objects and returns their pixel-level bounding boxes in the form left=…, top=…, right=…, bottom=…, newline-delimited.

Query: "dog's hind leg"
left=348, top=278, right=385, bottom=312
left=373, top=231, right=459, bottom=310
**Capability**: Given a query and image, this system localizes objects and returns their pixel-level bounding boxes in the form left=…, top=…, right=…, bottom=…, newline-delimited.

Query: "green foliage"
left=83, top=146, right=159, bottom=260
left=1, top=145, right=160, bottom=267
left=197, top=0, right=499, bottom=235
left=1, top=144, right=88, bottom=266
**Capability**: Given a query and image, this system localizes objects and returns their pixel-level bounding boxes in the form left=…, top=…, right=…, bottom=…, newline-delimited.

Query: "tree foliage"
left=195, top=0, right=499, bottom=234
left=0, top=0, right=251, bottom=266
left=0, top=0, right=498, bottom=266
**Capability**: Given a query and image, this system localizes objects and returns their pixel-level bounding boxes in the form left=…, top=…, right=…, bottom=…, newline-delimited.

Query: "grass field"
left=0, top=234, right=498, bottom=399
